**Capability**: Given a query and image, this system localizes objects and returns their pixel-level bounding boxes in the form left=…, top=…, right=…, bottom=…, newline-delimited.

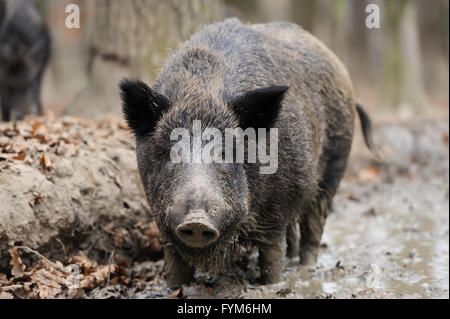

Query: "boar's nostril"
left=180, top=229, right=193, bottom=236
left=202, top=230, right=216, bottom=239
left=175, top=220, right=219, bottom=248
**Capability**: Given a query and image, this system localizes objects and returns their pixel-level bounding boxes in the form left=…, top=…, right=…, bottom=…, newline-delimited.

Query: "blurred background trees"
left=36, top=0, right=448, bottom=119
left=0, top=0, right=5, bottom=26
left=38, top=0, right=223, bottom=117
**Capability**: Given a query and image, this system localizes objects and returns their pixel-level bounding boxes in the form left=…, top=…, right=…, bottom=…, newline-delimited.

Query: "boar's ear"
left=120, top=79, right=171, bottom=138
left=229, top=85, right=289, bottom=129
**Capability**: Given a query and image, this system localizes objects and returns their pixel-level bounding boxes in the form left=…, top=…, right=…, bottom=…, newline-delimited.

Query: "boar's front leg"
left=286, top=221, right=300, bottom=259
left=164, top=247, right=194, bottom=288
left=259, top=236, right=286, bottom=284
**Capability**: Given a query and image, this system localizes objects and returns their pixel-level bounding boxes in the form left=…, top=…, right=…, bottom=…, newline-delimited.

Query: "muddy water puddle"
left=130, top=168, right=448, bottom=299
left=176, top=175, right=448, bottom=299
left=233, top=177, right=449, bottom=299
left=118, top=121, right=449, bottom=299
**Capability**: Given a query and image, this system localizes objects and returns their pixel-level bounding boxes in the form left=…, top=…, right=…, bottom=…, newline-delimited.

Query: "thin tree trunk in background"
left=256, top=0, right=291, bottom=22
left=224, top=0, right=259, bottom=23
left=345, top=0, right=384, bottom=112
left=39, top=0, right=92, bottom=116
left=364, top=0, right=386, bottom=111
left=29, top=0, right=449, bottom=117
left=346, top=0, right=369, bottom=83
left=91, top=0, right=224, bottom=79
left=312, top=0, right=349, bottom=59
left=68, top=0, right=224, bottom=119
left=381, top=0, right=429, bottom=112
left=290, top=0, right=316, bottom=31
left=399, top=1, right=427, bottom=112
left=382, top=0, right=408, bottom=109
left=416, top=0, right=449, bottom=105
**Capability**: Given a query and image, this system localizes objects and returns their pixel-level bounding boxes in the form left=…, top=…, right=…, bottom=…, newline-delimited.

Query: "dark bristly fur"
left=120, top=18, right=375, bottom=288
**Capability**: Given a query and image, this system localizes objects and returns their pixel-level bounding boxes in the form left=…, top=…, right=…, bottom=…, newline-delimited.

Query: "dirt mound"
left=0, top=116, right=162, bottom=271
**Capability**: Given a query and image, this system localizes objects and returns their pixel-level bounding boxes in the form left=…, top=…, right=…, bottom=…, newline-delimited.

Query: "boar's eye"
left=120, top=79, right=171, bottom=138
left=229, top=85, right=289, bottom=130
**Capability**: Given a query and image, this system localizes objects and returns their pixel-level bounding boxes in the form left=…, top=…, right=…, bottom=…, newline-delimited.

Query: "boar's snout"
left=175, top=211, right=220, bottom=248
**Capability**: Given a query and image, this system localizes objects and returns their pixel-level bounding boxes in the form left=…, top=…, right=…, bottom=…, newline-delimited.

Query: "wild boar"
left=120, top=18, right=375, bottom=287
left=0, top=0, right=50, bottom=121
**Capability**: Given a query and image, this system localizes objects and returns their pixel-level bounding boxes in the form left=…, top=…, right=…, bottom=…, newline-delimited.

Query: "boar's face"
left=120, top=79, right=287, bottom=270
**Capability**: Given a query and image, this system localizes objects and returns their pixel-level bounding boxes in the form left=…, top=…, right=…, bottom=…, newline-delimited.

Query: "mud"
left=1, top=117, right=448, bottom=299
left=85, top=118, right=449, bottom=299
left=0, top=116, right=155, bottom=270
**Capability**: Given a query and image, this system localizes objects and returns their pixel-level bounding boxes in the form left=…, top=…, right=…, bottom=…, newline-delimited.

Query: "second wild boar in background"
left=0, top=0, right=51, bottom=121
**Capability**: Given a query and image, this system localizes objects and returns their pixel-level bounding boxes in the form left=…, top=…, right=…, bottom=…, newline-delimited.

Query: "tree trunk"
left=290, top=0, right=316, bottom=31
left=416, top=0, right=449, bottom=105
left=67, top=0, right=224, bottom=119
left=382, top=0, right=408, bottom=109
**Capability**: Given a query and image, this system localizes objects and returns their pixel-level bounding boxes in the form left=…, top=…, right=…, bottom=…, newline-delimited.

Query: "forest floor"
left=0, top=116, right=448, bottom=299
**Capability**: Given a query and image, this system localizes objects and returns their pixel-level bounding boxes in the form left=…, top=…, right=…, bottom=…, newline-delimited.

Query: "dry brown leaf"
left=92, top=265, right=111, bottom=283
left=103, top=223, right=129, bottom=248
left=31, top=121, right=42, bottom=132
left=32, top=268, right=66, bottom=299
left=170, top=287, right=183, bottom=298
left=9, top=247, right=26, bottom=278
left=39, top=153, right=52, bottom=169
left=28, top=194, right=44, bottom=206
left=37, top=284, right=60, bottom=299
left=78, top=265, right=111, bottom=289
left=145, top=275, right=159, bottom=286
left=103, top=222, right=114, bottom=233
left=68, top=287, right=84, bottom=299
left=23, top=282, right=32, bottom=292
left=112, top=228, right=128, bottom=248
left=68, top=252, right=96, bottom=275
left=358, top=165, right=380, bottom=182
left=34, top=124, right=48, bottom=140
left=115, top=255, right=132, bottom=271
left=79, top=276, right=95, bottom=289
left=12, top=154, right=25, bottom=161
left=144, top=222, right=162, bottom=257
left=33, top=270, right=63, bottom=289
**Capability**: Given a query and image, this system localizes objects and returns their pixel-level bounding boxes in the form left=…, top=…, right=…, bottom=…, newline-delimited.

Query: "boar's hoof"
left=300, top=246, right=319, bottom=266
left=176, top=220, right=219, bottom=248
